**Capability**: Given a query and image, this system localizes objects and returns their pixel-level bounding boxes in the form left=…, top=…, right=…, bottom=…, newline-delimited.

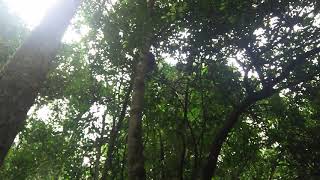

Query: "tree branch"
left=271, top=47, right=320, bottom=86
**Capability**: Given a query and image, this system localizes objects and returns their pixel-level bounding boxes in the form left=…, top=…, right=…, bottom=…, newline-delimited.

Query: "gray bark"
left=127, top=0, right=155, bottom=178
left=127, top=51, right=149, bottom=180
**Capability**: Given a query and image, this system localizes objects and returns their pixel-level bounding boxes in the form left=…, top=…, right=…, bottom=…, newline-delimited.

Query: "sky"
left=4, top=0, right=88, bottom=43
left=4, top=0, right=58, bottom=28
left=3, top=0, right=181, bottom=63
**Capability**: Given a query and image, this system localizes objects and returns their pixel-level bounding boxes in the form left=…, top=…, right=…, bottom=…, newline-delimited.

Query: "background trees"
left=0, top=0, right=320, bottom=179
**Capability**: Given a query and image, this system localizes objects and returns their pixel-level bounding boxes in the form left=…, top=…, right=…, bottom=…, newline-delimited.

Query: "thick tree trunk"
left=127, top=50, right=150, bottom=180
left=0, top=0, right=80, bottom=165
left=127, top=0, right=155, bottom=178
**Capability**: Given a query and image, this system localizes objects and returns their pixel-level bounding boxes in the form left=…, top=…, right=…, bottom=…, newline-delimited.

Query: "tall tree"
left=0, top=0, right=81, bottom=165
left=201, top=1, right=320, bottom=178
left=127, top=0, right=156, bottom=179
left=1, top=0, right=320, bottom=179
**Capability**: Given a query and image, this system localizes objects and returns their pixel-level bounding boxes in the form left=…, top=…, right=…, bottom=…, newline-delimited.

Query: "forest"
left=0, top=0, right=320, bottom=179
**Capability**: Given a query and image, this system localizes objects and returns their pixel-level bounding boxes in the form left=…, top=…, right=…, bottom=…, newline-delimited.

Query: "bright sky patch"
left=4, top=0, right=58, bottom=28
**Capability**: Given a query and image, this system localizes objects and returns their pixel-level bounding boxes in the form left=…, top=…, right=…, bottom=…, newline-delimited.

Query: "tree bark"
left=127, top=0, right=155, bottom=178
left=178, top=82, right=189, bottom=180
left=127, top=50, right=150, bottom=180
left=201, top=88, right=278, bottom=180
left=0, top=0, right=80, bottom=165
left=201, top=98, right=254, bottom=179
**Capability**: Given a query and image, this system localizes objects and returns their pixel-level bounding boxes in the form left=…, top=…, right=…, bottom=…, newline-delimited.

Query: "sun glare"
left=4, top=0, right=58, bottom=28
left=4, top=0, right=89, bottom=43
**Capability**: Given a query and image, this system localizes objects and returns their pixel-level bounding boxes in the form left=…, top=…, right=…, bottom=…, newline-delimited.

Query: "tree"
left=127, top=0, right=154, bottom=178
left=202, top=1, right=320, bottom=178
left=0, top=0, right=81, bottom=165
left=1, top=0, right=320, bottom=179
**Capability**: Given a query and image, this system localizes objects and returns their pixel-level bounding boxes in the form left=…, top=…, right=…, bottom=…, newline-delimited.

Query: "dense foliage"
left=1, top=0, right=320, bottom=179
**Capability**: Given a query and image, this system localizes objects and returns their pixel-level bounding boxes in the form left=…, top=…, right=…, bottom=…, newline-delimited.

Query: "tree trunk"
left=0, top=0, right=80, bottom=165
left=201, top=46, right=320, bottom=179
left=201, top=98, right=254, bottom=179
left=202, top=88, right=278, bottom=179
left=127, top=50, right=150, bottom=180
left=127, top=0, right=155, bottom=178
left=178, top=82, right=189, bottom=180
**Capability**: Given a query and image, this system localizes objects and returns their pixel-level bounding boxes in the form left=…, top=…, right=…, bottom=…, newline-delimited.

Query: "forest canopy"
left=0, top=0, right=320, bottom=179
